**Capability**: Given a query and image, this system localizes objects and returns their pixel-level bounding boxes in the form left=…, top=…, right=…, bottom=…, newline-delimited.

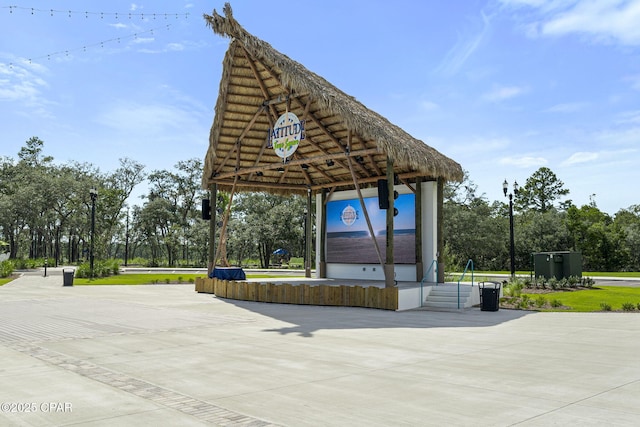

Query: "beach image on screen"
left=326, top=194, right=415, bottom=264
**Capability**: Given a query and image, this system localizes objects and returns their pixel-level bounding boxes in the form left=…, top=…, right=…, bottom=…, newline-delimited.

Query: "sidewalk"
left=1, top=269, right=640, bottom=426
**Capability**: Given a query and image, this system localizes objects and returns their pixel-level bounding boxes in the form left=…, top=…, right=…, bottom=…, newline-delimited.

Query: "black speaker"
left=202, top=199, right=211, bottom=220
left=378, top=179, right=389, bottom=209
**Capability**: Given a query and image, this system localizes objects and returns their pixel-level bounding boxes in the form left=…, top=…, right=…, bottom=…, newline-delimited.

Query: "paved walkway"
left=1, top=269, right=639, bottom=426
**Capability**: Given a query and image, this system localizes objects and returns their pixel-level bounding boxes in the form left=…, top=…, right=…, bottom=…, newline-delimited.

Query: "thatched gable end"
left=201, top=3, right=463, bottom=194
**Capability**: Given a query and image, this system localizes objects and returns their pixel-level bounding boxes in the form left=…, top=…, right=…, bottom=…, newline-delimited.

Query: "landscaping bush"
left=600, top=302, right=612, bottom=311
left=621, top=302, right=636, bottom=312
left=551, top=299, right=563, bottom=308
left=75, top=259, right=121, bottom=279
left=1, top=260, right=14, bottom=278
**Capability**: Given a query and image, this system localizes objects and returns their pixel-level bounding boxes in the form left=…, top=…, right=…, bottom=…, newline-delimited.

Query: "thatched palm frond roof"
left=202, top=3, right=462, bottom=194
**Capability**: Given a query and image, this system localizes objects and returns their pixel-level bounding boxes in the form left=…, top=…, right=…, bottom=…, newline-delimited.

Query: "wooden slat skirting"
left=195, top=278, right=397, bottom=311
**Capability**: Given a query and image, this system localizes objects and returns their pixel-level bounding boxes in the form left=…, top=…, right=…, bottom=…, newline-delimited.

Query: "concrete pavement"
left=1, top=268, right=640, bottom=426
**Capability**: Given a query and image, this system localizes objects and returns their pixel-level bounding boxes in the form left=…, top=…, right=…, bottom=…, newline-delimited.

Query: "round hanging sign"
left=271, top=112, right=303, bottom=159
left=340, top=204, right=358, bottom=227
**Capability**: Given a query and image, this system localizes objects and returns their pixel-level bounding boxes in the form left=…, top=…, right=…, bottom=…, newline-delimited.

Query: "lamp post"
left=124, top=208, right=129, bottom=267
left=503, top=180, right=519, bottom=278
left=89, top=188, right=97, bottom=278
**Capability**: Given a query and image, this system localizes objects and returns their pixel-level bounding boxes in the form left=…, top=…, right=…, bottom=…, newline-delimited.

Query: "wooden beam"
left=210, top=179, right=309, bottom=192
left=346, top=155, right=385, bottom=272
left=213, top=148, right=379, bottom=180
left=240, top=46, right=279, bottom=120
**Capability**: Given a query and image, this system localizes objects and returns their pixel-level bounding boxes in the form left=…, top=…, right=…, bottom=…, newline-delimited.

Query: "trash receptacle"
left=479, top=281, right=501, bottom=311
left=63, top=269, right=74, bottom=286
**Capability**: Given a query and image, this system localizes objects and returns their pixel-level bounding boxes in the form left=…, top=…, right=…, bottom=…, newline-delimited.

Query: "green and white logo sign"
left=270, top=112, right=304, bottom=159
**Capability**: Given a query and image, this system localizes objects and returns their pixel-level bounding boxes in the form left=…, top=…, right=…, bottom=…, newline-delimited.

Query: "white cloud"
left=130, top=4, right=140, bottom=12
left=419, top=100, right=439, bottom=111
left=562, top=151, right=599, bottom=165
left=503, top=0, right=640, bottom=46
left=109, top=23, right=128, bottom=30
left=0, top=61, right=54, bottom=118
left=437, top=11, right=492, bottom=76
left=132, top=37, right=155, bottom=45
left=167, top=43, right=185, bottom=52
left=499, top=155, right=548, bottom=168
left=544, top=102, right=588, bottom=113
left=616, top=110, right=640, bottom=125
left=626, top=74, right=640, bottom=90
left=483, top=85, right=528, bottom=102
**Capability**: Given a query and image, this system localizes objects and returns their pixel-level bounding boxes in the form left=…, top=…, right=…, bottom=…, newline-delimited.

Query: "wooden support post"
left=415, top=178, right=423, bottom=281
left=319, top=189, right=327, bottom=278
left=305, top=188, right=312, bottom=278
left=208, top=183, right=217, bottom=276
left=385, top=157, right=395, bottom=288
left=437, top=178, right=445, bottom=283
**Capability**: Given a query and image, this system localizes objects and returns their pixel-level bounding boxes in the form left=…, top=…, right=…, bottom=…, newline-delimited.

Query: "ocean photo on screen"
left=326, top=194, right=415, bottom=264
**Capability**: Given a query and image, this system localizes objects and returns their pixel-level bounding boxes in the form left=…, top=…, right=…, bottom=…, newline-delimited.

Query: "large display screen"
left=326, top=194, right=415, bottom=264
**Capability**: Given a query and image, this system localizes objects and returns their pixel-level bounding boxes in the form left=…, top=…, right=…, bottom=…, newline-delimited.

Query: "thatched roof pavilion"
left=201, top=3, right=463, bottom=195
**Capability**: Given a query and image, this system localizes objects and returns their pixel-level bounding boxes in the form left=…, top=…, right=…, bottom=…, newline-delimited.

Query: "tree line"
left=0, top=137, right=307, bottom=269
left=443, top=167, right=640, bottom=272
left=2, top=137, right=639, bottom=272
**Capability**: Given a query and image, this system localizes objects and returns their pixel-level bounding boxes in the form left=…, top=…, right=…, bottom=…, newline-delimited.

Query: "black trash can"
left=63, top=269, right=74, bottom=287
left=479, top=281, right=501, bottom=311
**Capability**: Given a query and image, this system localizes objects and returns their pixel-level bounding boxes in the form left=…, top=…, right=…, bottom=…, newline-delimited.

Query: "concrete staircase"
left=423, top=284, right=474, bottom=310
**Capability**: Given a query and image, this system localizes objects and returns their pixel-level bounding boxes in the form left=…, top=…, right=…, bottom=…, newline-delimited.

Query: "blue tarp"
left=209, top=267, right=246, bottom=280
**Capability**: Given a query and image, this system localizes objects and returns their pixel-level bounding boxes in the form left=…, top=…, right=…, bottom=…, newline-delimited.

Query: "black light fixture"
left=256, top=171, right=263, bottom=176
left=301, top=163, right=309, bottom=170
left=326, top=159, right=334, bottom=167
left=89, top=187, right=97, bottom=279
left=503, top=179, right=519, bottom=278
left=277, top=167, right=285, bottom=173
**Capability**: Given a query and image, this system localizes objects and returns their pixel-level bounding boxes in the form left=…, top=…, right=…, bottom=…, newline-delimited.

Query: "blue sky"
left=1, top=1, right=639, bottom=214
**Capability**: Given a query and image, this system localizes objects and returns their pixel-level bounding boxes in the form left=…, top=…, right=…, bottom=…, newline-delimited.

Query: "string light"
left=7, top=24, right=174, bottom=68
left=2, top=6, right=189, bottom=19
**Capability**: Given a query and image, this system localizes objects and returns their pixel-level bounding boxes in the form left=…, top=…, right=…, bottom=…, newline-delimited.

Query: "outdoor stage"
left=195, top=277, right=481, bottom=311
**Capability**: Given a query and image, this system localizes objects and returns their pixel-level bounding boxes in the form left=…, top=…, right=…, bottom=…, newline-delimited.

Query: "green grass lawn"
left=0, top=278, right=12, bottom=286
left=73, top=273, right=301, bottom=285
left=523, top=286, right=640, bottom=312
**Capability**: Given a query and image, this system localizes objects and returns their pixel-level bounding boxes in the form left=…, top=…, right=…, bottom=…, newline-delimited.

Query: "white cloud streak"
left=483, top=85, right=528, bottom=102
left=499, top=155, right=548, bottom=168
left=501, top=0, right=640, bottom=46
left=437, top=11, right=492, bottom=76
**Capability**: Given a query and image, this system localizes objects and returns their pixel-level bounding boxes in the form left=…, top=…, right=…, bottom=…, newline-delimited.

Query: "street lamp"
left=503, top=180, right=519, bottom=278
left=89, top=188, right=97, bottom=278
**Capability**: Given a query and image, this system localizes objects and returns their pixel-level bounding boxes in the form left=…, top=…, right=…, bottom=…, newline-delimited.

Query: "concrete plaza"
left=1, top=269, right=639, bottom=426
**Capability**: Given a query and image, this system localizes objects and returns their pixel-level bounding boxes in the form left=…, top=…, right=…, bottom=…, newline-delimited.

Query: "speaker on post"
left=378, top=179, right=389, bottom=209
left=202, top=199, right=211, bottom=220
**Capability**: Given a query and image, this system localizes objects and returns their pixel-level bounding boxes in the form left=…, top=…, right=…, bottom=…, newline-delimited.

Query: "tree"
left=233, top=193, right=307, bottom=268
left=566, top=204, right=629, bottom=271
left=516, top=167, right=570, bottom=212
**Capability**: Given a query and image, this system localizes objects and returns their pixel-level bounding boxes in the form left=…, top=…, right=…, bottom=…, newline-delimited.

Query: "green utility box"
left=533, top=251, right=582, bottom=280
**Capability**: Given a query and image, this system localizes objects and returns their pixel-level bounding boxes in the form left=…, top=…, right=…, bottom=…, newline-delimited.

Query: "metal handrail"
left=419, top=260, right=438, bottom=307
left=456, top=259, right=475, bottom=309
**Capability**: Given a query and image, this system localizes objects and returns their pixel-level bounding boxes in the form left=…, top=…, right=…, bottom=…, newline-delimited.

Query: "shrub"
left=75, top=259, right=120, bottom=279
left=504, top=281, right=523, bottom=297
left=164, top=278, right=170, bottom=284
left=535, top=296, right=546, bottom=308
left=621, top=302, right=635, bottom=312
left=637, top=302, right=640, bottom=311
left=551, top=299, right=563, bottom=308
left=188, top=278, right=194, bottom=284
left=581, top=277, right=595, bottom=288
left=177, top=276, right=183, bottom=283
left=1, top=260, right=14, bottom=278
left=600, top=302, right=612, bottom=311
